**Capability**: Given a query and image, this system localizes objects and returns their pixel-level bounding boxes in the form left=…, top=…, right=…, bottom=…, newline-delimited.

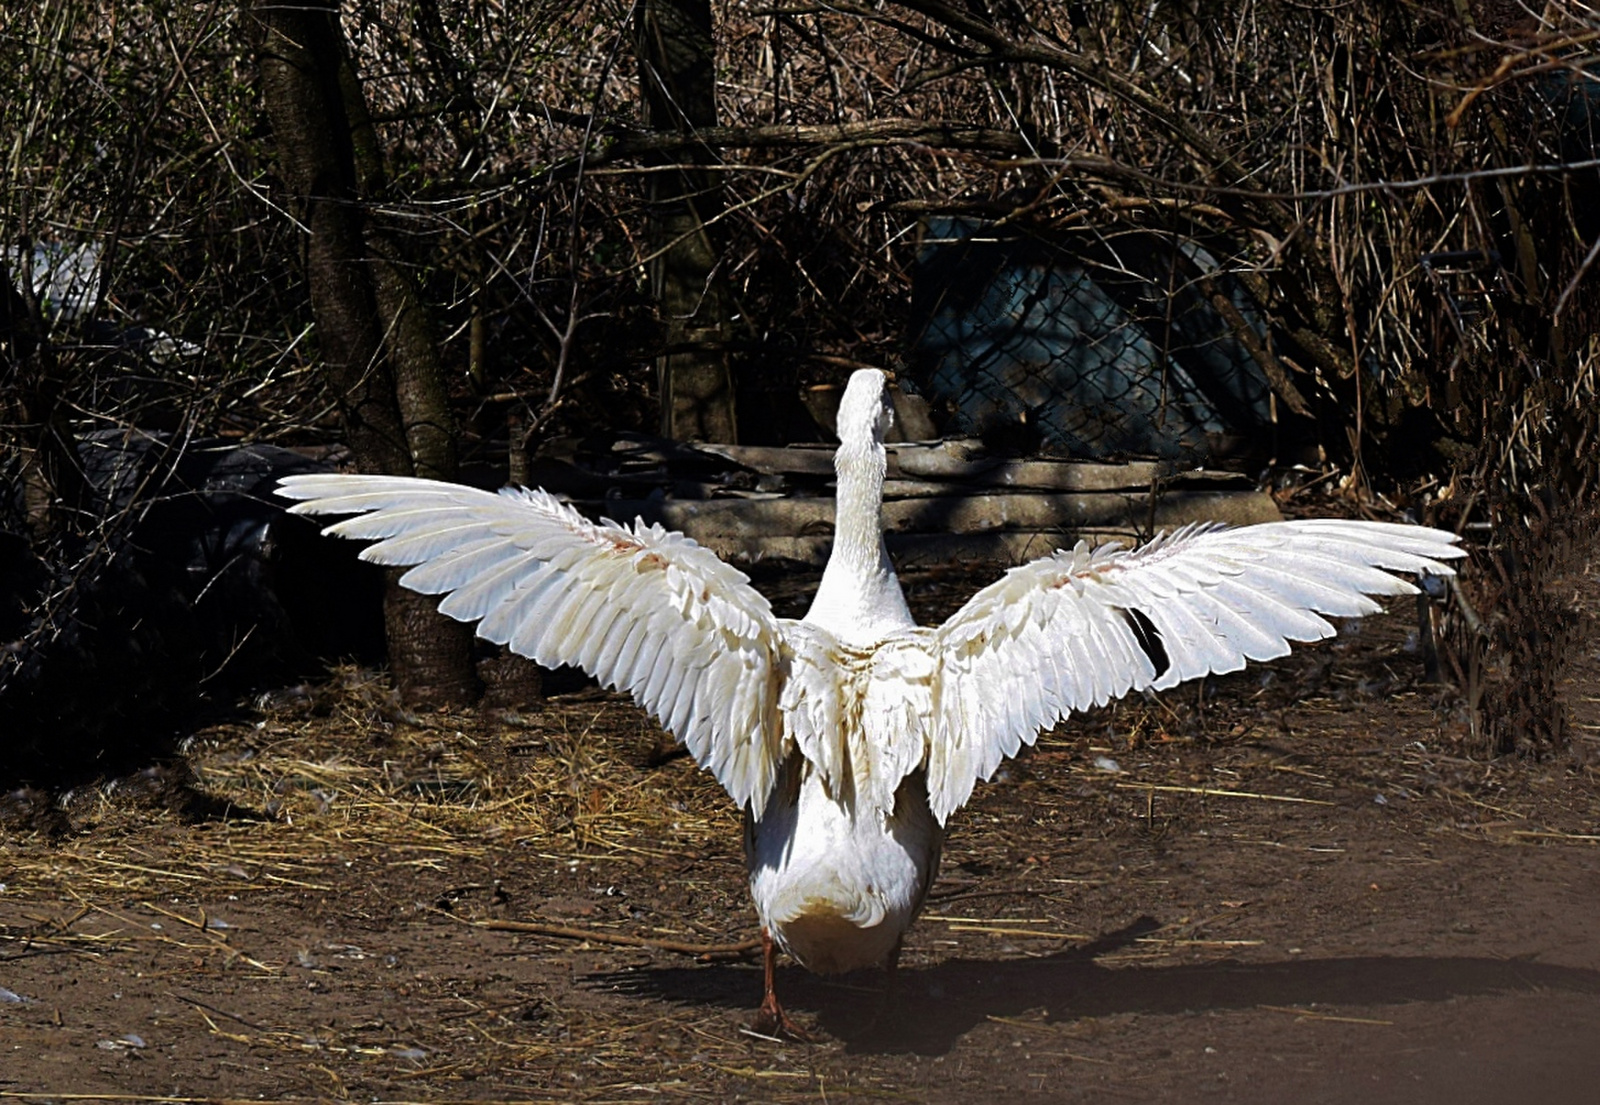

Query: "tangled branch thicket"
left=3, top=0, right=1599, bottom=758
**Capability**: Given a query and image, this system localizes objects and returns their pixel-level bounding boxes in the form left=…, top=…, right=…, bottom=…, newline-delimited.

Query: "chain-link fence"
left=908, top=218, right=1283, bottom=464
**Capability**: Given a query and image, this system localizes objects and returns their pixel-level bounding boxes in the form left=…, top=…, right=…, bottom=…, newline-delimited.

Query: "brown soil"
left=3, top=557, right=1599, bottom=1103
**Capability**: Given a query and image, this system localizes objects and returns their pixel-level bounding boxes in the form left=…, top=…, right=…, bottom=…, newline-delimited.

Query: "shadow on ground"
left=590, top=927, right=1600, bottom=1055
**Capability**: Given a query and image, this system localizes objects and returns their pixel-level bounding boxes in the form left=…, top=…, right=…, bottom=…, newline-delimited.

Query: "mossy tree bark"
left=254, top=0, right=477, bottom=707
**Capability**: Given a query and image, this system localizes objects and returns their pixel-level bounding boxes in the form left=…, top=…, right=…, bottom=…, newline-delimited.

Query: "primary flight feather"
left=278, top=368, right=1463, bottom=1035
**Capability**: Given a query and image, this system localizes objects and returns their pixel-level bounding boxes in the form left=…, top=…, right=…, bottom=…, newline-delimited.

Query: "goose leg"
left=752, top=927, right=810, bottom=1040
left=884, top=935, right=903, bottom=1008
left=860, top=936, right=903, bottom=1034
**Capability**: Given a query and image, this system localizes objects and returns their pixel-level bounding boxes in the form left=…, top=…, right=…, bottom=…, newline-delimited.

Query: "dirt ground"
left=3, top=553, right=1599, bottom=1103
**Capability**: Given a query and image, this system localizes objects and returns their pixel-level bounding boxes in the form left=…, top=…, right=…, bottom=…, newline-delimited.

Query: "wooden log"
left=886, top=531, right=1132, bottom=566
left=888, top=442, right=1163, bottom=487
left=687, top=441, right=836, bottom=476
left=510, top=457, right=777, bottom=501
left=689, top=531, right=1132, bottom=566
left=688, top=440, right=1171, bottom=491
left=895, top=457, right=1164, bottom=491
left=883, top=489, right=1280, bottom=533
left=881, top=468, right=1251, bottom=499
left=594, top=488, right=1280, bottom=541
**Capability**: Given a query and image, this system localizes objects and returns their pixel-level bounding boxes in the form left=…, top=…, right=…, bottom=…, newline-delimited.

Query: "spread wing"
left=277, top=474, right=791, bottom=815
left=924, top=519, right=1465, bottom=823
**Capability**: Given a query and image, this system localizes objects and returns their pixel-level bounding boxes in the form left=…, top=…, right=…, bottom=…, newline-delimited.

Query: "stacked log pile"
left=522, top=436, right=1280, bottom=565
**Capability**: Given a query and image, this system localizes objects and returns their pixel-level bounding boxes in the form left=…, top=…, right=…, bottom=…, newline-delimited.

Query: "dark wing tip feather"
left=1117, top=606, right=1170, bottom=681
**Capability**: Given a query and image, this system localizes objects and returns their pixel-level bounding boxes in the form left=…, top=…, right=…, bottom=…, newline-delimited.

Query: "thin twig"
left=1113, top=782, right=1337, bottom=806
left=455, top=914, right=761, bottom=960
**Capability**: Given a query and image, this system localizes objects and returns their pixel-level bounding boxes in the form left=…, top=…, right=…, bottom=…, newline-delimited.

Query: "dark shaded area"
left=0, top=435, right=383, bottom=787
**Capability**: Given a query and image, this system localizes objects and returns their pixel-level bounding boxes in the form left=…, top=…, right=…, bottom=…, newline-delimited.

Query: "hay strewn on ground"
left=2, top=556, right=1599, bottom=1100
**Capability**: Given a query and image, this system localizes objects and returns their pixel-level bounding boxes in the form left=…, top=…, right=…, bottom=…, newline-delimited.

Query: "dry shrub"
left=7, top=0, right=1600, bottom=764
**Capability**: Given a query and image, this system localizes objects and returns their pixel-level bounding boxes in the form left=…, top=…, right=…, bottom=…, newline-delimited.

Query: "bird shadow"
left=586, top=918, right=1600, bottom=1054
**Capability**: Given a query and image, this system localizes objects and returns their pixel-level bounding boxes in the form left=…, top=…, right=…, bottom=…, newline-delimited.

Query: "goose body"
left=746, top=753, right=939, bottom=975
left=278, top=369, right=1465, bottom=1031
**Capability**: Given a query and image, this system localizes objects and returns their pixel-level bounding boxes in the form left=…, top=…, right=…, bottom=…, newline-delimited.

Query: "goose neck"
left=804, top=438, right=913, bottom=642
left=830, top=440, right=887, bottom=568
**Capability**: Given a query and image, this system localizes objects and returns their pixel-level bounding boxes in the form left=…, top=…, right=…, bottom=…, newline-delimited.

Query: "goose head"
left=834, top=368, right=893, bottom=452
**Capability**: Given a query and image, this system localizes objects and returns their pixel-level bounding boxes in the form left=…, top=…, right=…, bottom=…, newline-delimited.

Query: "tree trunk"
left=634, top=0, right=737, bottom=442
left=254, top=0, right=476, bottom=707
left=0, top=264, right=86, bottom=545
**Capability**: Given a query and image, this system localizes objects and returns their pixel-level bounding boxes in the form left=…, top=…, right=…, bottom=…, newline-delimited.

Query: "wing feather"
left=540, top=581, right=612, bottom=662
left=434, top=551, right=532, bottom=623
left=278, top=474, right=791, bottom=815
left=612, top=618, right=654, bottom=689
left=926, top=519, right=1464, bottom=823
left=398, top=536, right=511, bottom=592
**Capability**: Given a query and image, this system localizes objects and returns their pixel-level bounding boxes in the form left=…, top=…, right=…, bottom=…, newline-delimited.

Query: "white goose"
left=278, top=368, right=1464, bottom=1036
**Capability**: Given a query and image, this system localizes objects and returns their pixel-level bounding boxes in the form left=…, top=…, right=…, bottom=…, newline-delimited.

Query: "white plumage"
left=278, top=368, right=1464, bottom=1035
